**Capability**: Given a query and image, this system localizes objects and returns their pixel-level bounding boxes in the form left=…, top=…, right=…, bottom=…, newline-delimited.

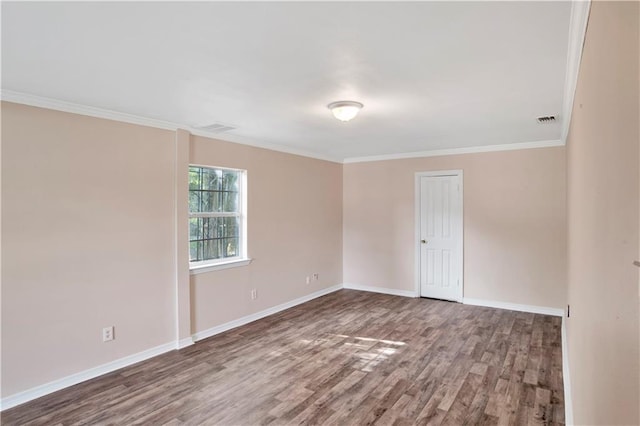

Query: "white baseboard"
left=1, top=286, right=568, bottom=415
left=0, top=341, right=176, bottom=411
left=562, top=316, right=573, bottom=425
left=342, top=283, right=418, bottom=298
left=465, top=297, right=572, bottom=423
left=192, top=284, right=343, bottom=342
left=464, top=297, right=570, bottom=422
left=462, top=297, right=564, bottom=317
left=176, top=337, right=194, bottom=349
left=1, top=284, right=343, bottom=412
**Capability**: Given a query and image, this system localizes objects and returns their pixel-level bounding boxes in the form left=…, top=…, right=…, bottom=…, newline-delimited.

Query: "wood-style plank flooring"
left=2, top=290, right=564, bottom=425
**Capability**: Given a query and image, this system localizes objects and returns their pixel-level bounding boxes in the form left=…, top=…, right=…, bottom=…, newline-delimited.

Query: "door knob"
left=421, top=239, right=427, bottom=244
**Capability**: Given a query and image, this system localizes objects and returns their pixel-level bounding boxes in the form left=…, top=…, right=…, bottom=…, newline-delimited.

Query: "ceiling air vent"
left=537, top=115, right=557, bottom=123
left=196, top=122, right=236, bottom=133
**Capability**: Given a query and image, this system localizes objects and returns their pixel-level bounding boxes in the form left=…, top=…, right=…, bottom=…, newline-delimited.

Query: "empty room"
left=1, top=1, right=638, bottom=425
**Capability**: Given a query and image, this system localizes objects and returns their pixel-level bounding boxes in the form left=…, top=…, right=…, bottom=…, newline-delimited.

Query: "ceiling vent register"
left=196, top=123, right=236, bottom=133
left=536, top=115, right=557, bottom=123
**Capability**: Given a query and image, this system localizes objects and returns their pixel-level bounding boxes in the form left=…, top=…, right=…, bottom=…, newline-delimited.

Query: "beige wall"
left=565, top=1, right=639, bottom=424
left=343, top=147, right=567, bottom=308
left=1, top=102, right=177, bottom=397
left=189, top=135, right=343, bottom=333
left=1, top=102, right=344, bottom=398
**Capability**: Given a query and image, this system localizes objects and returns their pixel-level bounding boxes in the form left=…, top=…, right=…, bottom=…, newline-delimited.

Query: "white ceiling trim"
left=560, top=0, right=591, bottom=143
left=0, top=89, right=567, bottom=164
left=342, top=139, right=564, bottom=164
left=1, top=89, right=178, bottom=131
left=2, top=89, right=566, bottom=165
left=187, top=129, right=341, bottom=163
left=0, top=90, right=343, bottom=164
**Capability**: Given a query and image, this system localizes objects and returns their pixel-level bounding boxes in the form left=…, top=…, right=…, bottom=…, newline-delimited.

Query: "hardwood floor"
left=2, top=290, right=564, bottom=425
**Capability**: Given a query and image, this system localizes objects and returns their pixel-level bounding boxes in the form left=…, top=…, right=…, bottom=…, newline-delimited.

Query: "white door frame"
left=414, top=170, right=464, bottom=301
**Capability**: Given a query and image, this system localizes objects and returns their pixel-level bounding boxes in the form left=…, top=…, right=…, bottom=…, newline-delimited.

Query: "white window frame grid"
left=188, top=164, right=249, bottom=273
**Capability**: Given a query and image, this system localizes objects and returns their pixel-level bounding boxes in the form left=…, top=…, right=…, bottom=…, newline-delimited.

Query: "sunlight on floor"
left=336, top=335, right=407, bottom=372
left=291, top=335, right=407, bottom=371
left=334, top=334, right=407, bottom=346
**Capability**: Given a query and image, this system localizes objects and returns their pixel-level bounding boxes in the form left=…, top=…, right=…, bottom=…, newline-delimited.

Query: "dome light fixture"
left=328, top=100, right=364, bottom=122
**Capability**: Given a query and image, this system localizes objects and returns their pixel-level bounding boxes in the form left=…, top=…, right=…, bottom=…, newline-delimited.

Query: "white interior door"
left=418, top=173, right=463, bottom=301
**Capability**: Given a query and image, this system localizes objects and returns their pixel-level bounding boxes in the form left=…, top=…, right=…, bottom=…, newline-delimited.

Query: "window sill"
left=189, top=258, right=253, bottom=275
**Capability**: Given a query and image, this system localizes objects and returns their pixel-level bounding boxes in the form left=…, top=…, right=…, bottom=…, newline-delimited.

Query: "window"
left=189, top=165, right=247, bottom=270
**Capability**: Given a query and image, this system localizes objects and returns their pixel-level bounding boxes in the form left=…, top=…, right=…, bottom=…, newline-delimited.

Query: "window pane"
left=202, top=217, right=219, bottom=239
left=189, top=241, right=200, bottom=262
left=222, top=216, right=239, bottom=238
left=199, top=191, right=215, bottom=212
left=202, top=168, right=221, bottom=191
left=189, top=167, right=241, bottom=214
left=221, top=191, right=237, bottom=212
left=190, top=222, right=241, bottom=262
left=190, top=191, right=224, bottom=213
left=223, top=238, right=239, bottom=258
left=189, top=217, right=201, bottom=240
left=222, top=170, right=239, bottom=192
left=189, top=191, right=201, bottom=213
left=202, top=240, right=211, bottom=260
left=214, top=191, right=225, bottom=212
left=199, top=192, right=216, bottom=212
left=189, top=167, right=201, bottom=190
left=203, top=239, right=221, bottom=260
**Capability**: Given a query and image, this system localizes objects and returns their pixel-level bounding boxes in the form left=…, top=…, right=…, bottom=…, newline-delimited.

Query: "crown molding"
left=2, top=90, right=570, bottom=166
left=560, top=0, right=591, bottom=143
left=342, top=139, right=564, bottom=164
left=0, top=90, right=342, bottom=164
left=187, top=128, right=341, bottom=163
left=1, top=90, right=179, bottom=131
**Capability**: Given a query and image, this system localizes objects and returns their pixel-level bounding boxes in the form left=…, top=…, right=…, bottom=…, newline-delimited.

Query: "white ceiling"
left=2, top=1, right=573, bottom=162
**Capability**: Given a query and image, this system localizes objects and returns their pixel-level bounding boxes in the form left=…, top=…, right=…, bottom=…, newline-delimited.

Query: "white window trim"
left=190, top=258, right=252, bottom=275
left=188, top=164, right=249, bottom=273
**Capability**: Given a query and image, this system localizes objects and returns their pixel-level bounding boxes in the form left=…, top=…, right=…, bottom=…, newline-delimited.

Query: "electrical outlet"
left=305, top=276, right=311, bottom=284
left=102, top=326, right=114, bottom=342
left=251, top=289, right=257, bottom=300
left=313, top=273, right=319, bottom=281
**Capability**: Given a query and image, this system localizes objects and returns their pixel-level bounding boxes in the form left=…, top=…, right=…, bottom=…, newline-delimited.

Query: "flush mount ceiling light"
left=328, top=100, right=364, bottom=122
